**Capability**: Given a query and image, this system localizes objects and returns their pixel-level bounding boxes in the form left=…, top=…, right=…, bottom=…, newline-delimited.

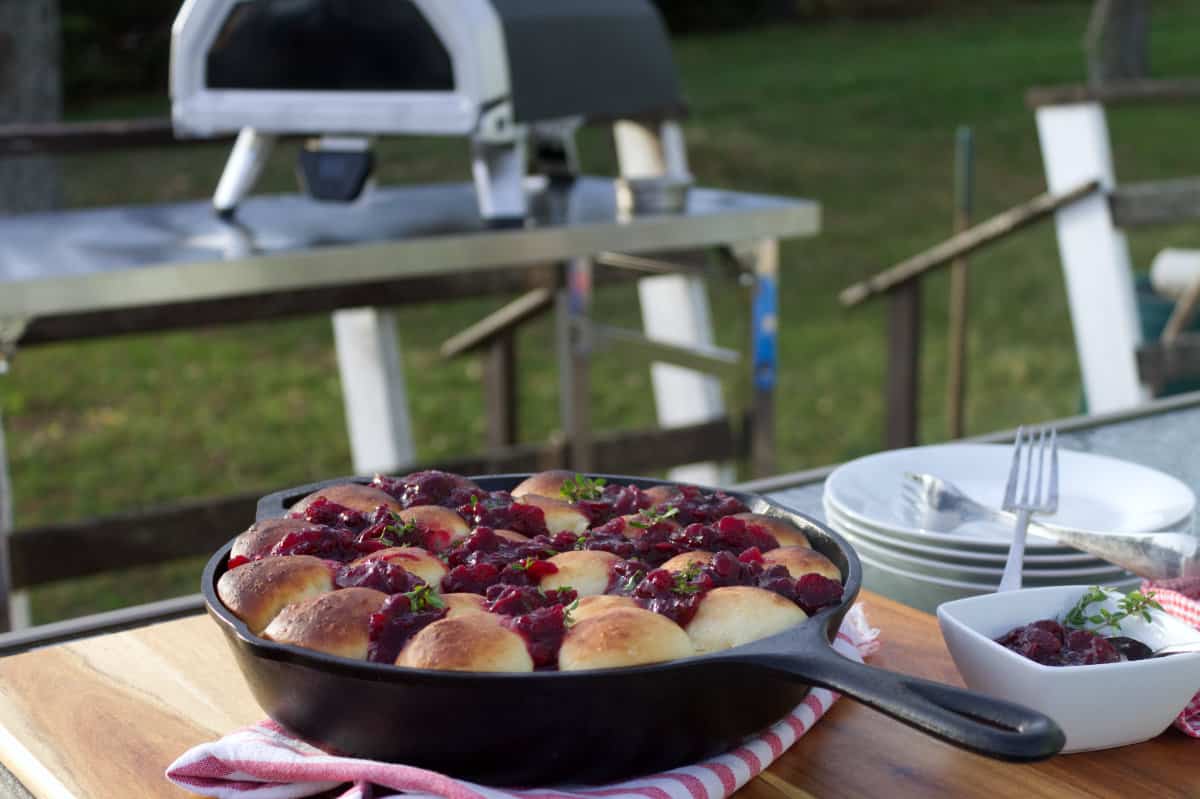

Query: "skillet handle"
left=746, top=646, right=1064, bottom=761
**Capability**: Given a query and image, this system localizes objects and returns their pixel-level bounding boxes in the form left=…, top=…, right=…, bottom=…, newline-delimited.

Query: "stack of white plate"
left=822, top=444, right=1197, bottom=614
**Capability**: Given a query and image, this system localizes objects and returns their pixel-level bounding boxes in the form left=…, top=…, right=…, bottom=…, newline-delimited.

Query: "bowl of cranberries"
left=937, top=584, right=1200, bottom=752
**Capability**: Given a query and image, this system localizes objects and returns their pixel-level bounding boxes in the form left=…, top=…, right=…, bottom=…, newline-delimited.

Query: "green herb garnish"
left=1062, top=586, right=1163, bottom=632
left=404, top=584, right=445, bottom=612
left=619, top=570, right=645, bottom=594
left=628, top=506, right=679, bottom=530
left=671, top=561, right=704, bottom=594
left=560, top=474, right=607, bottom=502
left=563, top=597, right=581, bottom=627
left=379, top=513, right=420, bottom=547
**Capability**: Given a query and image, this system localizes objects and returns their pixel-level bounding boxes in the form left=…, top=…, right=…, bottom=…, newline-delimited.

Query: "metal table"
left=0, top=177, right=820, bottom=629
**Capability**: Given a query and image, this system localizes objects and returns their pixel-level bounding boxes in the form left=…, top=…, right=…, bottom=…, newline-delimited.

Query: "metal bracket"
left=0, top=317, right=29, bottom=374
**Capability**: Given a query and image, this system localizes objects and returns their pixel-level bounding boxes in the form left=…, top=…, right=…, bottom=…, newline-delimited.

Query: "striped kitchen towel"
left=1142, top=578, right=1200, bottom=738
left=167, top=604, right=880, bottom=799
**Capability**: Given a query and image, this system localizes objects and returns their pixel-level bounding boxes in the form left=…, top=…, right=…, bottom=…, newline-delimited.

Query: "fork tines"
left=1002, top=426, right=1059, bottom=514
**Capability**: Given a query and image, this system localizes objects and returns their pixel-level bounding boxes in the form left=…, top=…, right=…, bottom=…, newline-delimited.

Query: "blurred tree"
left=0, top=0, right=62, bottom=213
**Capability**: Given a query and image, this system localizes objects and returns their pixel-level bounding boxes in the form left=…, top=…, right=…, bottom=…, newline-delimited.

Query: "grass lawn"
left=8, top=1, right=1200, bottom=623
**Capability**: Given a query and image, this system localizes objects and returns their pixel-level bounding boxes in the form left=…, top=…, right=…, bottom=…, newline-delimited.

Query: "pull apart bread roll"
left=571, top=595, right=639, bottom=624
left=660, top=551, right=714, bottom=572
left=351, top=547, right=447, bottom=587
left=290, top=483, right=401, bottom=516
left=510, top=469, right=575, bottom=499
left=685, top=586, right=807, bottom=654
left=231, top=518, right=332, bottom=561
left=539, top=550, right=620, bottom=596
left=398, top=614, right=533, bottom=672
left=440, top=593, right=491, bottom=618
left=762, top=547, right=841, bottom=582
left=558, top=608, right=695, bottom=671
left=262, top=587, right=388, bottom=660
left=517, top=494, right=590, bottom=534
left=729, top=513, right=810, bottom=549
left=217, top=555, right=334, bottom=634
left=393, top=505, right=470, bottom=551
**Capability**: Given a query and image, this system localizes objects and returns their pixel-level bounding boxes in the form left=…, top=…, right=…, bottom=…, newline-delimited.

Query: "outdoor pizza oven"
left=170, top=0, right=687, bottom=224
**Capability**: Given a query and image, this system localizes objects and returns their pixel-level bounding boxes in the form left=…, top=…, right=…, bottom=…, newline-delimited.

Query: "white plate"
left=825, top=443, right=1196, bottom=550
left=823, top=501, right=1102, bottom=566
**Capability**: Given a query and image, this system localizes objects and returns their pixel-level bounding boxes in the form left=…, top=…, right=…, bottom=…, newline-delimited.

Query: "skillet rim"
left=203, top=472, right=864, bottom=681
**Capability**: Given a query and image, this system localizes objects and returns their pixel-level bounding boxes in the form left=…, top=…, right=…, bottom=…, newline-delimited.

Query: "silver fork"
left=998, top=426, right=1059, bottom=592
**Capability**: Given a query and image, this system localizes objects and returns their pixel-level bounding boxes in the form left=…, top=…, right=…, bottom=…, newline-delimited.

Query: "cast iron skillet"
left=202, top=473, right=1064, bottom=785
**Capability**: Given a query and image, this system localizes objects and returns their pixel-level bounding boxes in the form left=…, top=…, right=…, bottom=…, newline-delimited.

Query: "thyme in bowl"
left=1062, top=586, right=1163, bottom=633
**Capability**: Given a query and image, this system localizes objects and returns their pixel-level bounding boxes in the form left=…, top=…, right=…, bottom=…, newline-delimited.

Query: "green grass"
left=8, top=1, right=1200, bottom=623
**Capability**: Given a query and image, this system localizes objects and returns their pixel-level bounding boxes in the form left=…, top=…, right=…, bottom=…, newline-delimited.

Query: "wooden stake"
left=947, top=127, right=974, bottom=439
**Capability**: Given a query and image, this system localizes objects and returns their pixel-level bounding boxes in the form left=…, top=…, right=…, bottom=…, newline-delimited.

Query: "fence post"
left=885, top=280, right=922, bottom=449
left=946, top=127, right=974, bottom=439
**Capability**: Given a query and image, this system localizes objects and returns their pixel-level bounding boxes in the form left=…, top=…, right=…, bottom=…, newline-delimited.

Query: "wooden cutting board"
left=0, top=591, right=1194, bottom=799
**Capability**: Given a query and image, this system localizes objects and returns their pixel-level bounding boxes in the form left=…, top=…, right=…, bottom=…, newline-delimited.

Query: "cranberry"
left=457, top=492, right=548, bottom=537
left=227, top=555, right=250, bottom=569
left=793, top=574, right=844, bottom=615
left=505, top=605, right=568, bottom=669
left=372, top=470, right=484, bottom=510
left=713, top=516, right=778, bottom=553
left=291, top=498, right=368, bottom=532
left=485, top=584, right=577, bottom=616
left=335, top=559, right=425, bottom=594
left=607, top=559, right=652, bottom=594
left=632, top=568, right=705, bottom=627
left=367, top=594, right=447, bottom=663
left=996, top=619, right=1123, bottom=666
left=656, top=485, right=749, bottom=525
left=441, top=562, right=501, bottom=594
left=270, top=527, right=363, bottom=562
left=574, top=484, right=654, bottom=525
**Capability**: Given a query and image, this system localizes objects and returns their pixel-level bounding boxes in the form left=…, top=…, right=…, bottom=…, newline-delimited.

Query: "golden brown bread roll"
left=685, top=586, right=807, bottom=654
left=394, top=505, right=470, bottom=550
left=230, top=518, right=321, bottom=561
left=262, top=587, right=387, bottom=660
left=217, top=555, right=334, bottom=634
left=731, top=513, right=811, bottom=549
left=494, top=529, right=531, bottom=542
left=571, top=594, right=638, bottom=624
left=351, top=546, right=447, bottom=587
left=660, top=551, right=714, bottom=572
left=440, top=593, right=491, bottom=619
left=510, top=470, right=575, bottom=499
left=559, top=607, right=695, bottom=671
left=290, top=483, right=401, bottom=517
left=539, top=550, right=620, bottom=596
left=642, top=485, right=679, bottom=506
left=762, top=546, right=841, bottom=582
left=517, top=494, right=590, bottom=534
left=397, top=614, right=534, bottom=672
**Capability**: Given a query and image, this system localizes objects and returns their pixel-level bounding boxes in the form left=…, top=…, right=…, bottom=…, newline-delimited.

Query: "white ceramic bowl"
left=937, top=585, right=1200, bottom=753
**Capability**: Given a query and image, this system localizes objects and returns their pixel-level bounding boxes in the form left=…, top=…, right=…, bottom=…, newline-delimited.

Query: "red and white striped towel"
left=167, top=605, right=880, bottom=799
left=1142, top=578, right=1200, bottom=738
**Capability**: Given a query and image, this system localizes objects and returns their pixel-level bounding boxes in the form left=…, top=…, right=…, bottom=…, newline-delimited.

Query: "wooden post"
left=1086, top=0, right=1150, bottom=86
left=556, top=257, right=594, bottom=471
left=749, top=238, right=779, bottom=477
left=886, top=281, right=922, bottom=449
left=946, top=127, right=974, bottom=439
left=483, top=332, right=518, bottom=449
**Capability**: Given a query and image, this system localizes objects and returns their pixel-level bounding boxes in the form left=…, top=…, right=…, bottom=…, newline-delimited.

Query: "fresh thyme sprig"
left=628, top=506, right=679, bottom=530
left=404, top=584, right=445, bottom=612
left=1062, top=586, right=1163, bottom=633
left=560, top=473, right=607, bottom=502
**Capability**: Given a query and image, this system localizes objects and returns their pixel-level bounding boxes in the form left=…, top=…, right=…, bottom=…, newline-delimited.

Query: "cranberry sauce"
left=485, top=584, right=578, bottom=616
left=457, top=492, right=548, bottom=537
left=615, top=550, right=843, bottom=621
left=655, top=485, right=749, bottom=525
left=367, top=592, right=448, bottom=664
left=372, top=470, right=485, bottom=510
left=290, top=497, right=369, bottom=532
left=336, top=559, right=425, bottom=594
left=505, top=604, right=570, bottom=669
left=995, top=619, right=1124, bottom=666
left=270, top=526, right=364, bottom=562
left=573, top=483, right=654, bottom=526
left=581, top=516, right=777, bottom=568
left=354, top=509, right=456, bottom=553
